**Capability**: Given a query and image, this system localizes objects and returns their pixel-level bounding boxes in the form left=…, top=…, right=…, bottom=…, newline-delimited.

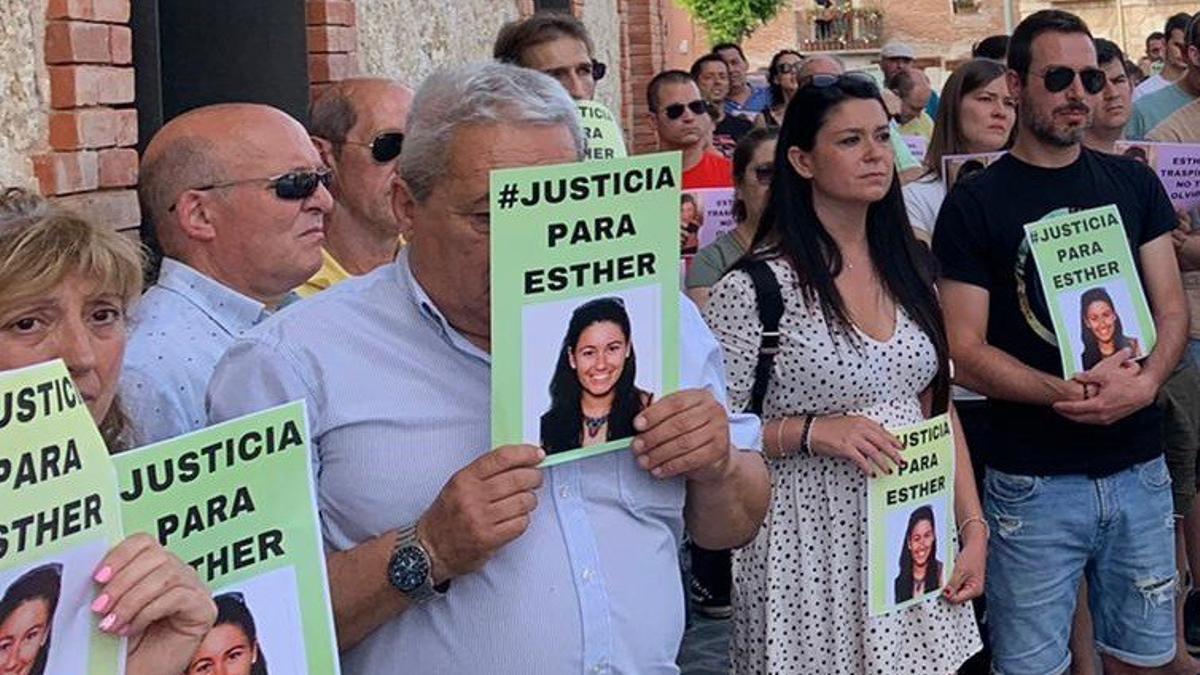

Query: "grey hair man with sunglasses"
left=935, top=10, right=1190, bottom=675
left=123, top=103, right=333, bottom=443
left=303, top=78, right=413, bottom=297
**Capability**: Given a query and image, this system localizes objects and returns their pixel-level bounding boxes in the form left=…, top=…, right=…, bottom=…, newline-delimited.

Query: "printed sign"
left=681, top=187, right=736, bottom=257
left=902, top=135, right=928, bottom=164
left=490, top=153, right=682, bottom=466
left=113, top=402, right=339, bottom=675
left=0, top=360, right=125, bottom=673
left=868, top=414, right=956, bottom=617
left=578, top=100, right=628, bottom=161
left=942, top=152, right=1006, bottom=189
left=1114, top=141, right=1200, bottom=212
left=1024, top=204, right=1157, bottom=378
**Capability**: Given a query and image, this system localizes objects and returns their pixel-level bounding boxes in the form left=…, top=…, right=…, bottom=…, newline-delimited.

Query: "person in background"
left=685, top=128, right=778, bottom=308
left=493, top=12, right=606, bottom=102
left=0, top=187, right=216, bottom=675
left=303, top=78, right=412, bottom=297
left=1128, top=11, right=1200, bottom=140
left=206, top=62, right=770, bottom=675
left=1083, top=38, right=1134, bottom=153
left=714, top=42, right=771, bottom=116
left=973, top=34, right=1010, bottom=61
left=1143, top=13, right=1200, bottom=144
left=902, top=58, right=1014, bottom=240
left=934, top=10, right=1193, bottom=674
left=755, top=50, right=804, bottom=129
left=888, top=68, right=936, bottom=141
left=692, top=54, right=753, bottom=159
left=122, top=103, right=332, bottom=444
left=1127, top=58, right=1149, bottom=88
left=1133, top=13, right=1193, bottom=101
left=647, top=70, right=734, bottom=189
left=708, top=73, right=985, bottom=673
left=881, top=40, right=940, bottom=117
left=1140, top=31, right=1167, bottom=78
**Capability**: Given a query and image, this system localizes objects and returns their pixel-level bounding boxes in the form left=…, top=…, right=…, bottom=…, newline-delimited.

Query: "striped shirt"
left=206, top=250, right=761, bottom=675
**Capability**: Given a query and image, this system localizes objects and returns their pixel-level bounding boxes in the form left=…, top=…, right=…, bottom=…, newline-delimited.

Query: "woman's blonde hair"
left=0, top=187, right=145, bottom=450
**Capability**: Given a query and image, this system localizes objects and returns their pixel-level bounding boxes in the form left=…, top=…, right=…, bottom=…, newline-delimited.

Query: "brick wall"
left=619, top=0, right=667, bottom=153
left=307, top=0, right=359, bottom=99
left=34, top=0, right=139, bottom=231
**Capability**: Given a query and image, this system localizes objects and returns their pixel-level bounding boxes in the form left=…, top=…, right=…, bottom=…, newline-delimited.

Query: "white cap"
left=880, top=41, right=916, bottom=60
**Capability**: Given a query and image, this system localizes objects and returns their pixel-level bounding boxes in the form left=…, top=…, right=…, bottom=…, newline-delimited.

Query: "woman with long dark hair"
left=1079, top=287, right=1141, bottom=370
left=893, top=506, right=944, bottom=603
left=540, top=297, right=652, bottom=454
left=186, top=593, right=268, bottom=675
left=704, top=74, right=987, bottom=672
left=755, top=50, right=804, bottom=129
left=0, top=563, right=61, bottom=675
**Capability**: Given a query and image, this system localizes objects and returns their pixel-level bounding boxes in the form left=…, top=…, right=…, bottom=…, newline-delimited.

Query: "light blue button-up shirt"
left=206, top=251, right=760, bottom=675
left=122, top=258, right=271, bottom=444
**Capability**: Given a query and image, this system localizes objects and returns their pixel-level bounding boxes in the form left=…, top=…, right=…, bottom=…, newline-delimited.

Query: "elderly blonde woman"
left=0, top=187, right=216, bottom=675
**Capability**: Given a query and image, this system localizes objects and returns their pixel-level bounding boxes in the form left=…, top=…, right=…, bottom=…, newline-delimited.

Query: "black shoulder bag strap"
left=741, top=260, right=784, bottom=416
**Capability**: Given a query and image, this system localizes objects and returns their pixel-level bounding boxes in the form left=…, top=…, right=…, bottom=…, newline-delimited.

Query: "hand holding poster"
left=113, top=402, right=339, bottom=675
left=1114, top=141, right=1200, bottom=211
left=490, top=152, right=682, bottom=467
left=1024, top=204, right=1157, bottom=378
left=0, top=360, right=124, bottom=673
left=578, top=100, right=628, bottom=161
left=941, top=151, right=1005, bottom=190
left=868, top=414, right=956, bottom=616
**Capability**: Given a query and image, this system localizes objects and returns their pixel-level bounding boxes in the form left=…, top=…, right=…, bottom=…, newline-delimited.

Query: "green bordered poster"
left=491, top=152, right=682, bottom=467
left=1024, top=204, right=1156, bottom=378
left=0, top=360, right=125, bottom=673
left=578, top=100, right=628, bottom=161
left=868, top=414, right=956, bottom=617
left=113, top=402, right=339, bottom=675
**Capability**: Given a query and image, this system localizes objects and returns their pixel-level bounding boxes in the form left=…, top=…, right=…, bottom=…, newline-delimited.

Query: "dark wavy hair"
left=540, top=297, right=646, bottom=454
left=924, top=58, right=1012, bottom=180
left=895, top=505, right=942, bottom=600
left=751, top=75, right=951, bottom=413
left=204, top=592, right=268, bottom=675
left=767, top=49, right=805, bottom=107
left=1080, top=287, right=1134, bottom=370
left=0, top=563, right=62, bottom=675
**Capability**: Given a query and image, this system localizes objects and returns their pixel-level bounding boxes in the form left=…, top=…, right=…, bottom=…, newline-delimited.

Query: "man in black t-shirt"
left=934, top=10, right=1190, bottom=675
left=690, top=54, right=753, bottom=159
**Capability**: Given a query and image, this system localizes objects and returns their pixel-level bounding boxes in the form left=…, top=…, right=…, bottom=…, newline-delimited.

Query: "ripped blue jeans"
left=984, top=456, right=1177, bottom=675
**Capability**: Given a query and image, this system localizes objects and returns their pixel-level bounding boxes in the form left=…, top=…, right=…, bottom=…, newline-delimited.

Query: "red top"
left=682, top=151, right=734, bottom=189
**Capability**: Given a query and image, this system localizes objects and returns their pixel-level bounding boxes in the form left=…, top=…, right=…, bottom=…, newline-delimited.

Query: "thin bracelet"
left=801, top=414, right=816, bottom=455
left=775, top=417, right=790, bottom=458
left=958, top=516, right=990, bottom=542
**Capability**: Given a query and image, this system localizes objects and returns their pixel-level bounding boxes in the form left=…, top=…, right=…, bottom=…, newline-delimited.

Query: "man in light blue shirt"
left=123, top=103, right=333, bottom=443
left=206, top=62, right=770, bottom=675
left=1126, top=12, right=1200, bottom=140
left=714, top=42, right=771, bottom=116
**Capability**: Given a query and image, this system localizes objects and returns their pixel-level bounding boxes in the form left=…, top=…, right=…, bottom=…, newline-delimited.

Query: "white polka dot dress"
left=704, top=258, right=982, bottom=675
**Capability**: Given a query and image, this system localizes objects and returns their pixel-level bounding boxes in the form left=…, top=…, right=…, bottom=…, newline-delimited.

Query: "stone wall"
left=0, top=0, right=48, bottom=189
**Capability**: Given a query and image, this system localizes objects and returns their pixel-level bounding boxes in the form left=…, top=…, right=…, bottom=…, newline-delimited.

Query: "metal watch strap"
left=394, top=524, right=438, bottom=604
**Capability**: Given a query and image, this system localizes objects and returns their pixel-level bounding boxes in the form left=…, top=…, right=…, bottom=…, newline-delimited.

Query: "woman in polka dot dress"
left=703, top=74, right=988, bottom=674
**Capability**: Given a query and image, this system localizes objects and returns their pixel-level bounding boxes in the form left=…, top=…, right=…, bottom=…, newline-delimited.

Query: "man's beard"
left=1024, top=101, right=1092, bottom=147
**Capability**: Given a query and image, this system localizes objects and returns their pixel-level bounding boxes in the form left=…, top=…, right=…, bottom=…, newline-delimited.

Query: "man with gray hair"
left=301, top=77, right=413, bottom=297
left=123, top=103, right=332, bottom=443
left=207, top=62, right=769, bottom=674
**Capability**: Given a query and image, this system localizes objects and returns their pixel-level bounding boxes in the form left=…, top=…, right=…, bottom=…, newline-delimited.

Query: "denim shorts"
left=984, top=457, right=1177, bottom=675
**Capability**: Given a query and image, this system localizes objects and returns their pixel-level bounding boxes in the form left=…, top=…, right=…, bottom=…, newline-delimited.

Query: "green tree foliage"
left=676, top=0, right=790, bottom=45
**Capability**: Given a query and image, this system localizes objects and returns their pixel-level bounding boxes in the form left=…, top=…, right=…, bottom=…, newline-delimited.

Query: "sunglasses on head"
left=342, top=131, right=404, bottom=163
left=169, top=169, right=333, bottom=211
left=1034, top=66, right=1107, bottom=94
left=806, top=72, right=880, bottom=90
left=663, top=99, right=708, bottom=120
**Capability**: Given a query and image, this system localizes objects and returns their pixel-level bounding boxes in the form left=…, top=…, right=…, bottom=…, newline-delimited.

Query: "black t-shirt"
left=933, top=148, right=1175, bottom=477
left=713, top=115, right=755, bottom=159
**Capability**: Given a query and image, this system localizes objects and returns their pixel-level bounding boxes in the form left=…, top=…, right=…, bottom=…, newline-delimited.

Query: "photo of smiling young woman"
left=1077, top=286, right=1142, bottom=370
left=0, top=563, right=61, bottom=675
left=186, top=593, right=268, bottom=675
left=892, top=505, right=944, bottom=605
left=539, top=296, right=655, bottom=455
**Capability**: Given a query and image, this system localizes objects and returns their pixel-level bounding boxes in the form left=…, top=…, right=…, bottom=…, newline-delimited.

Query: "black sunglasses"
left=170, top=169, right=333, bottom=211
left=342, top=131, right=404, bottom=163
left=1034, top=66, right=1106, bottom=94
left=751, top=164, right=774, bottom=185
left=592, top=59, right=607, bottom=81
left=663, top=99, right=708, bottom=120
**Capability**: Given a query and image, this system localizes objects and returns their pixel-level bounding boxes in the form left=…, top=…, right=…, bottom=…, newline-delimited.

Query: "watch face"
left=389, top=545, right=430, bottom=593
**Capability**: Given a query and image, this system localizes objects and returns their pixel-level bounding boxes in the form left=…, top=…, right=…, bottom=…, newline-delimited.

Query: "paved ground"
left=677, top=614, right=732, bottom=674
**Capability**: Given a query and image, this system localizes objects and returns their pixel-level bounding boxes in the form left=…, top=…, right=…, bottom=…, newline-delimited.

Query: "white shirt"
left=1133, top=73, right=1172, bottom=101
left=902, top=173, right=947, bottom=236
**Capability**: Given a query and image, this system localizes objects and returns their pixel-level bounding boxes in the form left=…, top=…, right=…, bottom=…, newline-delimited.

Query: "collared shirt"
left=206, top=251, right=761, bottom=675
left=898, top=111, right=934, bottom=142
left=296, top=248, right=352, bottom=298
left=122, top=258, right=272, bottom=444
left=723, top=84, right=771, bottom=116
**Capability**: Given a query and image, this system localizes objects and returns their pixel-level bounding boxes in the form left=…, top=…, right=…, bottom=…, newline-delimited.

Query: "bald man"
left=302, top=78, right=413, bottom=296
left=122, top=103, right=332, bottom=443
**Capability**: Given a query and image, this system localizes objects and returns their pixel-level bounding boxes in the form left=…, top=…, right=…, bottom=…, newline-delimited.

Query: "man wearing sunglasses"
left=647, top=70, right=733, bottom=190
left=123, top=103, right=332, bottom=444
left=1128, top=12, right=1200, bottom=141
left=494, top=12, right=606, bottom=102
left=303, top=78, right=413, bottom=298
left=935, top=10, right=1191, bottom=675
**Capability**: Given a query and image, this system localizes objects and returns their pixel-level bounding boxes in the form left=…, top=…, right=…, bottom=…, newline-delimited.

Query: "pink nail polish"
left=91, top=594, right=109, bottom=613
left=99, top=613, right=117, bottom=632
left=93, top=566, right=113, bottom=583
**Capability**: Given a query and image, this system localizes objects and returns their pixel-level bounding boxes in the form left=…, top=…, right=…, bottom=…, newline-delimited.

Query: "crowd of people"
left=3, top=5, right=1200, bottom=675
